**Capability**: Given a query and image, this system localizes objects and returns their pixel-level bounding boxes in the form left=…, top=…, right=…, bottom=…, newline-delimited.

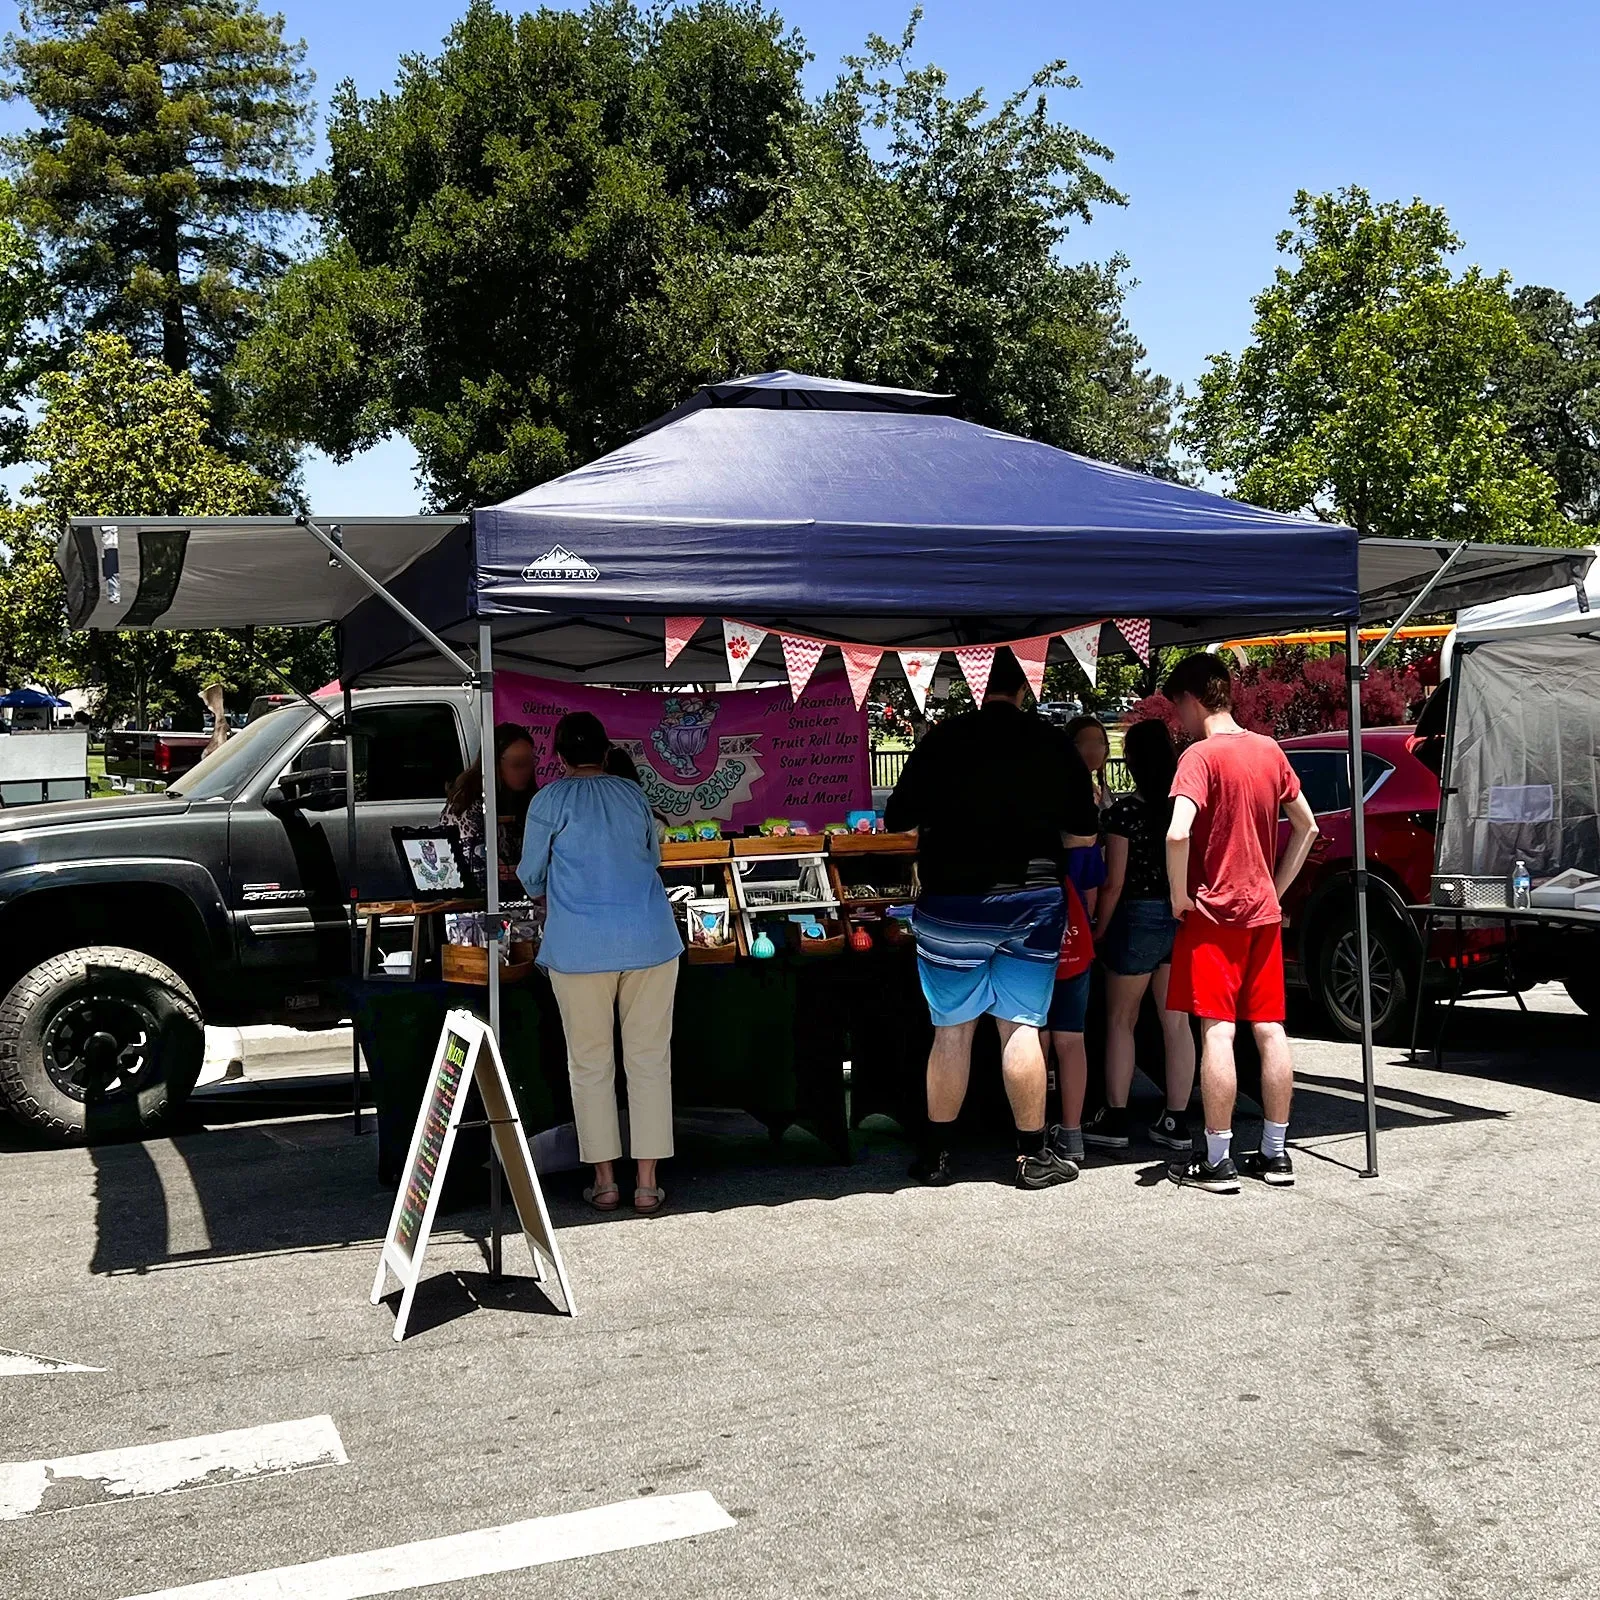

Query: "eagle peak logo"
left=522, top=545, right=599, bottom=583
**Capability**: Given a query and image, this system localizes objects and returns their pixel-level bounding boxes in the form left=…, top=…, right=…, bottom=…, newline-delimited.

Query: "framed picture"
left=392, top=826, right=469, bottom=898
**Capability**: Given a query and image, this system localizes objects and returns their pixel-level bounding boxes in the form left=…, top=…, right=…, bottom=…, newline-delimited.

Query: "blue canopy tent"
left=62, top=374, right=1592, bottom=1193
left=0, top=688, right=70, bottom=709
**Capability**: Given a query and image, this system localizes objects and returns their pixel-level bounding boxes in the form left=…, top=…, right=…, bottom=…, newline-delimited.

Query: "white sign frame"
left=371, top=1009, right=576, bottom=1339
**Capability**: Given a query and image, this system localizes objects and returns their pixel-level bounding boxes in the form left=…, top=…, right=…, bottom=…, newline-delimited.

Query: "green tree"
left=239, top=2, right=1174, bottom=506
left=1184, top=187, right=1573, bottom=545
left=0, top=189, right=56, bottom=466
left=1, top=0, right=312, bottom=424
left=652, top=14, right=1173, bottom=472
left=3, top=333, right=330, bottom=722
left=1498, top=286, right=1600, bottom=528
left=238, top=0, right=807, bottom=508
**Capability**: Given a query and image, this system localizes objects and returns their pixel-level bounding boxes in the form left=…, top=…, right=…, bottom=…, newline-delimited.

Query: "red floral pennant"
left=897, top=649, right=941, bottom=713
left=722, top=619, right=768, bottom=686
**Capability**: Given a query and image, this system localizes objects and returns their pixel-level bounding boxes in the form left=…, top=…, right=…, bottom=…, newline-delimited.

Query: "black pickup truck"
left=0, top=686, right=477, bottom=1142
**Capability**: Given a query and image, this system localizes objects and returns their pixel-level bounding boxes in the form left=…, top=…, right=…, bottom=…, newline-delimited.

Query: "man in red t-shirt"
left=1162, top=654, right=1320, bottom=1193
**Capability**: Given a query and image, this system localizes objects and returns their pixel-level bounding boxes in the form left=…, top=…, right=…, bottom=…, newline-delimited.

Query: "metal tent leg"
left=479, top=622, right=504, bottom=1279
left=1347, top=624, right=1379, bottom=1178
left=345, top=684, right=363, bottom=1136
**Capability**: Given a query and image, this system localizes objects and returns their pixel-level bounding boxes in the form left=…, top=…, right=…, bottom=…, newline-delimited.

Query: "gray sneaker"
left=1049, top=1123, right=1087, bottom=1165
left=1017, top=1148, right=1080, bottom=1189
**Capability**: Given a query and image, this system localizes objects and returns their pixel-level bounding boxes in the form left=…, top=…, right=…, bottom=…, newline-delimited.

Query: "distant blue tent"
left=0, top=687, right=69, bottom=709
left=341, top=372, right=1364, bottom=684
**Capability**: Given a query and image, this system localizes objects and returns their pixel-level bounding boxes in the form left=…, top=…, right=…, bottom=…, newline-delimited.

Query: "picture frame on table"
left=392, top=825, right=470, bottom=899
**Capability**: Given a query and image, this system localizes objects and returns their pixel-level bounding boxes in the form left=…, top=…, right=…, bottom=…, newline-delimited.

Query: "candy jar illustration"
left=652, top=696, right=720, bottom=779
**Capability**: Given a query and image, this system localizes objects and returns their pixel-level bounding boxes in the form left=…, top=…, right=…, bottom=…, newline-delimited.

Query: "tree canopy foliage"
left=1, top=0, right=312, bottom=429
left=237, top=2, right=1173, bottom=507
left=1184, top=187, right=1576, bottom=546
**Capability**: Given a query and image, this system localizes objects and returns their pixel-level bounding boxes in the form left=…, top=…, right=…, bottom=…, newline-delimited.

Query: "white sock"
left=1205, top=1128, right=1233, bottom=1167
left=1261, top=1120, right=1289, bottom=1159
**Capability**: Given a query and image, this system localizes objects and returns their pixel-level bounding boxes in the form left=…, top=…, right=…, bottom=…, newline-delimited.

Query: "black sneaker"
left=1082, top=1105, right=1130, bottom=1150
left=1239, top=1150, right=1295, bottom=1187
left=1048, top=1123, right=1086, bottom=1165
left=910, top=1150, right=954, bottom=1187
left=1016, top=1148, right=1080, bottom=1189
left=1171, top=1154, right=1240, bottom=1193
left=1148, top=1111, right=1191, bottom=1151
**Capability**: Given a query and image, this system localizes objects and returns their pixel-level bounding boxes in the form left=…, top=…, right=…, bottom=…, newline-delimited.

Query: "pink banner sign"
left=495, top=670, right=871, bottom=831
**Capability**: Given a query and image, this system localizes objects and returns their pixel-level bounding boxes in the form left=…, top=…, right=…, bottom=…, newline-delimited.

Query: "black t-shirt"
left=884, top=702, right=1099, bottom=895
left=1103, top=791, right=1169, bottom=899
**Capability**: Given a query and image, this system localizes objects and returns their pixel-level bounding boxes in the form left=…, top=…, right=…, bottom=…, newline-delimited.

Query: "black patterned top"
left=1103, top=792, right=1169, bottom=900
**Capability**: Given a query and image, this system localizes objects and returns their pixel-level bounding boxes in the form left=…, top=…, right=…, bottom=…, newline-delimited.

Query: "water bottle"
left=1509, top=859, right=1531, bottom=910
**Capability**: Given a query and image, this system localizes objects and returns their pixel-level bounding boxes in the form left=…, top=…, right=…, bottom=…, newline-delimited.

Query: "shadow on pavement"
left=66, top=999, right=1589, bottom=1272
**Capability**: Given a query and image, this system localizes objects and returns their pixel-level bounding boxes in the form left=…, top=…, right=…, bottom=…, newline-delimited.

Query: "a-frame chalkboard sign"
left=371, top=1009, right=576, bottom=1338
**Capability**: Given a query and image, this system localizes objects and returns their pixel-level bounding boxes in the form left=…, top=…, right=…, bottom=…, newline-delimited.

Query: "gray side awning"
left=60, top=516, right=465, bottom=631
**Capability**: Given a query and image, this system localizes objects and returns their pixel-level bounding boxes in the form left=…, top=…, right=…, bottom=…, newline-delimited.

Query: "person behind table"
left=518, top=711, right=682, bottom=1215
left=1082, top=716, right=1195, bottom=1154
left=1162, top=655, right=1319, bottom=1192
left=884, top=648, right=1100, bottom=1189
left=443, top=722, right=539, bottom=890
left=1064, top=714, right=1113, bottom=810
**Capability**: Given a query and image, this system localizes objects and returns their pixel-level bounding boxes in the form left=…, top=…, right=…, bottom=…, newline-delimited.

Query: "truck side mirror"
left=277, top=738, right=350, bottom=812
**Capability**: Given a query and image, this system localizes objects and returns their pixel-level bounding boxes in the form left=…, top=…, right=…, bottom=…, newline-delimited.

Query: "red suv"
left=1276, top=727, right=1502, bottom=1042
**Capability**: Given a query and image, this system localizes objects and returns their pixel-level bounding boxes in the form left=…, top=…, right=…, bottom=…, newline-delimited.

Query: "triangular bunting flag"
left=897, top=649, right=941, bottom=713
left=780, top=633, right=825, bottom=701
left=1115, top=617, right=1152, bottom=665
left=954, top=644, right=996, bottom=704
left=664, top=616, right=704, bottom=669
left=840, top=643, right=884, bottom=710
left=722, top=619, right=768, bottom=686
left=1061, top=623, right=1101, bottom=684
left=1010, top=635, right=1051, bottom=699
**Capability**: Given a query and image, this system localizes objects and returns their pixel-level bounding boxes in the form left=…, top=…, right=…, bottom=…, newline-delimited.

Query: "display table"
left=1406, top=901, right=1600, bottom=1062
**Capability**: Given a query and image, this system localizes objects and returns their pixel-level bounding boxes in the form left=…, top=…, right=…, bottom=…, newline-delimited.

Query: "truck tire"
left=1312, top=904, right=1416, bottom=1046
left=0, top=947, right=204, bottom=1143
left=1564, top=976, right=1600, bottom=1017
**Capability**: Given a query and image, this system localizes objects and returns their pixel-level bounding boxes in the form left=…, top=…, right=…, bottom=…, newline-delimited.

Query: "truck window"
left=169, top=708, right=305, bottom=800
left=349, top=704, right=464, bottom=803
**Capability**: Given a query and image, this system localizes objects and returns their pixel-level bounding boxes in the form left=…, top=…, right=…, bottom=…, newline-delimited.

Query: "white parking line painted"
left=0, top=1348, right=104, bottom=1378
left=0, top=1415, right=347, bottom=1522
left=121, top=1490, right=737, bottom=1599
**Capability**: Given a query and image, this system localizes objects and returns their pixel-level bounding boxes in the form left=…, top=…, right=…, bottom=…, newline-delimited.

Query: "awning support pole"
left=1361, top=542, right=1469, bottom=672
left=478, top=622, right=505, bottom=1280
left=1346, top=623, right=1379, bottom=1177
left=344, top=684, right=362, bottom=1136
left=298, top=516, right=476, bottom=681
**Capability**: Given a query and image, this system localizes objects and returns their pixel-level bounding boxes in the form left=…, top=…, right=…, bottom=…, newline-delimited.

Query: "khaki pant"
left=547, top=957, right=679, bottom=1163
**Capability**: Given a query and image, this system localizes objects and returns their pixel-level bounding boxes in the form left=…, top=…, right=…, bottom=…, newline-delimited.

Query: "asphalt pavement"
left=2, top=990, right=1597, bottom=1599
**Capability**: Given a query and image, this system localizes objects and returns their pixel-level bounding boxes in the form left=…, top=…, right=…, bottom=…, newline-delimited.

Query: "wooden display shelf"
left=732, top=834, right=827, bottom=856
left=827, top=831, right=918, bottom=856
left=440, top=943, right=536, bottom=987
left=660, top=839, right=730, bottom=864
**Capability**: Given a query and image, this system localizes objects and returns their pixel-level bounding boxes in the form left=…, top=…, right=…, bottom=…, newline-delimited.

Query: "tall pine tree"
left=2, top=0, right=311, bottom=402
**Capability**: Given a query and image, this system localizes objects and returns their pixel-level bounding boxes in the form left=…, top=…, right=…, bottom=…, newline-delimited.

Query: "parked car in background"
left=102, top=728, right=210, bottom=784
left=1037, top=700, right=1080, bottom=727
left=1277, top=726, right=1506, bottom=1042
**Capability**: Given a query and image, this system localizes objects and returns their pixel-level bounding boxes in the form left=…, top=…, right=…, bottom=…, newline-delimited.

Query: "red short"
left=1167, top=917, right=1286, bottom=1023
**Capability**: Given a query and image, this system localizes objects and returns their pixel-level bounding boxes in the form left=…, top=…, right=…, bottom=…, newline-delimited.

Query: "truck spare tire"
left=0, top=947, right=204, bottom=1143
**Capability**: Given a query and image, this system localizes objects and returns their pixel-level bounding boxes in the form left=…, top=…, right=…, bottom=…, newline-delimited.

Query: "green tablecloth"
left=353, top=954, right=855, bottom=1187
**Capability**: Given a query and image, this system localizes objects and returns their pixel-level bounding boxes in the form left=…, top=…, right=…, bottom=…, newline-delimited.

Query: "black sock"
left=920, top=1118, right=956, bottom=1167
left=1015, top=1125, right=1046, bottom=1158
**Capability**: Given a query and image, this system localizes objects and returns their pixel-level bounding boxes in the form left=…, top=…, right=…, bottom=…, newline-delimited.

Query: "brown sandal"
left=583, top=1181, right=621, bottom=1212
left=633, top=1185, right=667, bottom=1215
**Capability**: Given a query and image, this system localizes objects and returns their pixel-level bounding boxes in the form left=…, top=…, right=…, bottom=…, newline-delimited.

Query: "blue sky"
left=7, top=0, right=1597, bottom=511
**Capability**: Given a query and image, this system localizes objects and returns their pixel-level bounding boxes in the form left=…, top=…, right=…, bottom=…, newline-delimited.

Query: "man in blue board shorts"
left=885, top=648, right=1100, bottom=1189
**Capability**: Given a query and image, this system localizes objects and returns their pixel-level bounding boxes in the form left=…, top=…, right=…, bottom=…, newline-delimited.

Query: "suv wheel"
left=0, top=947, right=204, bottom=1143
left=1313, top=904, right=1416, bottom=1045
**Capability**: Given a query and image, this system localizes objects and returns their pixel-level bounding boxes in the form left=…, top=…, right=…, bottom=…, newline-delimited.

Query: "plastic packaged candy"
left=693, top=820, right=722, bottom=841
left=846, top=810, right=881, bottom=835
left=750, top=930, right=777, bottom=959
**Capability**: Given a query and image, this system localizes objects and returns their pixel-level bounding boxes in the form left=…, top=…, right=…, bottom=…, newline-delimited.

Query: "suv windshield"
left=169, top=707, right=308, bottom=801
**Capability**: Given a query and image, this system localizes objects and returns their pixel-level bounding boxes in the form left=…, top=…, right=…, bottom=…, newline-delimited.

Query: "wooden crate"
left=441, top=944, right=535, bottom=987
left=732, top=834, right=826, bottom=856
left=660, top=838, right=729, bottom=864
left=827, top=831, right=918, bottom=856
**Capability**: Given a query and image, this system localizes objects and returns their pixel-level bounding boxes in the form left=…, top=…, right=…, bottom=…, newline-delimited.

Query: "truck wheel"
left=0, top=947, right=204, bottom=1143
left=1313, top=905, right=1416, bottom=1046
